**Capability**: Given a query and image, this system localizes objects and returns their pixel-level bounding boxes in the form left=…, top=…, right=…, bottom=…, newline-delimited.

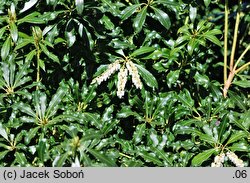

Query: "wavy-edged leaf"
left=1, top=36, right=11, bottom=60
left=39, top=43, right=59, bottom=63
left=53, top=152, right=69, bottom=167
left=15, top=102, right=36, bottom=118
left=135, top=64, right=158, bottom=89
left=226, top=131, right=247, bottom=145
left=46, top=87, right=67, bottom=119
left=151, top=146, right=172, bottom=166
left=138, top=151, right=162, bottom=166
left=15, top=152, right=28, bottom=166
left=228, top=91, right=247, bottom=112
left=25, top=127, right=39, bottom=144
left=121, top=4, right=141, bottom=21
left=133, top=6, right=147, bottom=33
left=191, top=148, right=216, bottom=166
left=228, top=142, right=249, bottom=152
left=133, top=123, right=146, bottom=144
left=152, top=7, right=171, bottom=29
left=88, top=149, right=117, bottom=167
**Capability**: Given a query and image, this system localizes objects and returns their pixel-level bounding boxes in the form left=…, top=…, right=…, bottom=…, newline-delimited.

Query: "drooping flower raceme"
left=91, top=60, right=121, bottom=85
left=211, top=153, right=225, bottom=167
left=126, top=60, right=142, bottom=89
left=226, top=151, right=244, bottom=167
left=211, top=151, right=244, bottom=167
left=91, top=58, right=143, bottom=98
left=117, top=67, right=128, bottom=98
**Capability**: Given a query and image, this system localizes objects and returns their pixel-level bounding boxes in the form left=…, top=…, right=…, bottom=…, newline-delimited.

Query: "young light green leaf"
left=135, top=64, right=158, bottom=89
left=191, top=148, right=216, bottom=166
left=133, top=6, right=147, bottom=33
left=189, top=5, right=197, bottom=23
left=121, top=4, right=141, bottom=21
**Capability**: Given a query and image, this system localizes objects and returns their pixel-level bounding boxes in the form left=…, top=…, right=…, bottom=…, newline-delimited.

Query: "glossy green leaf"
left=203, top=34, right=222, bottom=47
left=9, top=22, right=18, bottom=43
left=15, top=152, right=28, bottom=166
left=88, top=149, right=117, bottom=167
left=133, top=6, right=147, bottom=33
left=20, top=0, right=38, bottom=13
left=25, top=127, right=40, bottom=144
left=38, top=138, right=46, bottom=162
left=53, top=152, right=69, bottom=167
left=1, top=37, right=11, bottom=60
left=166, top=70, right=180, bottom=88
left=191, top=148, right=216, bottom=166
left=75, top=0, right=84, bottom=15
left=0, top=26, right=7, bottom=39
left=0, top=124, right=8, bottom=141
left=121, top=4, right=141, bottom=21
left=233, top=80, right=250, bottom=88
left=135, top=64, right=158, bottom=89
left=130, top=47, right=155, bottom=57
left=226, top=131, right=248, bottom=145
left=39, top=44, right=59, bottom=63
left=228, top=142, right=249, bottom=152
left=228, top=91, right=247, bottom=111
left=151, top=7, right=171, bottom=29
left=46, top=87, right=67, bottom=119
left=194, top=72, right=210, bottom=88
left=138, top=151, right=162, bottom=166
left=189, top=6, right=197, bottom=23
left=154, top=0, right=178, bottom=6
left=133, top=123, right=146, bottom=144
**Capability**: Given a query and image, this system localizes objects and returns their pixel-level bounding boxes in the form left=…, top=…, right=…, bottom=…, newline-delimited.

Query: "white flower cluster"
left=91, top=59, right=143, bottom=98
left=117, top=67, right=128, bottom=98
left=211, top=153, right=225, bottom=167
left=91, top=60, right=121, bottom=85
left=226, top=151, right=244, bottom=167
left=126, top=60, right=142, bottom=89
left=211, top=151, right=244, bottom=167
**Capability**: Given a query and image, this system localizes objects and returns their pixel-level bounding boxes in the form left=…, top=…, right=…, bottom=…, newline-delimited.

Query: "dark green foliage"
left=0, top=0, right=249, bottom=167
